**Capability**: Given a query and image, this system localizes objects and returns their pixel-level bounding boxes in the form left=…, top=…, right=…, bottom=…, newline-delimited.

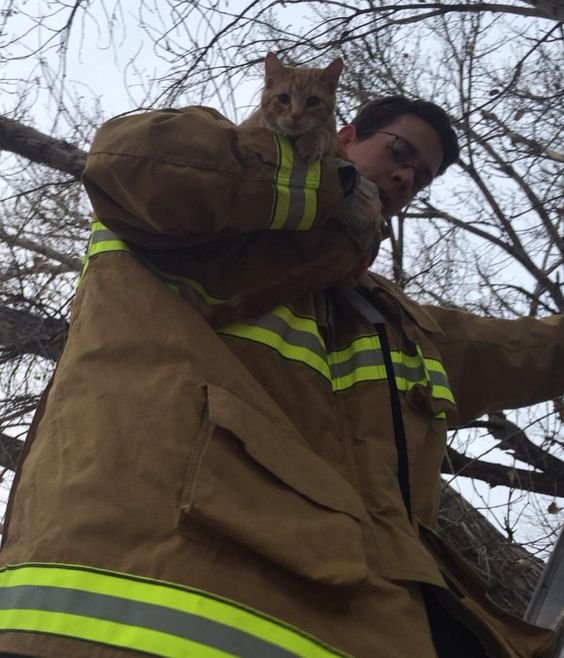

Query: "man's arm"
left=81, top=106, right=346, bottom=249
left=425, top=305, right=564, bottom=427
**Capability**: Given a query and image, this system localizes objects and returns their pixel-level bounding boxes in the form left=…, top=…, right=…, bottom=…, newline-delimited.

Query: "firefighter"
left=0, top=97, right=562, bottom=658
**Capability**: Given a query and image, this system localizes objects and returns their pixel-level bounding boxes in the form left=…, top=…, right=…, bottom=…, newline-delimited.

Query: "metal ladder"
left=525, top=527, right=564, bottom=656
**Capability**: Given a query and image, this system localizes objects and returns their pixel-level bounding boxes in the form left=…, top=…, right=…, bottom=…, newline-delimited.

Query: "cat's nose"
left=291, top=112, right=304, bottom=121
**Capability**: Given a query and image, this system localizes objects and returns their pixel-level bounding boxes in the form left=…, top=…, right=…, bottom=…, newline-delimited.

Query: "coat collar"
left=359, top=272, right=444, bottom=335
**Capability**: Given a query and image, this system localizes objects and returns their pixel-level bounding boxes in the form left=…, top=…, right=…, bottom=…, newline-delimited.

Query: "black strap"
left=340, top=286, right=413, bottom=521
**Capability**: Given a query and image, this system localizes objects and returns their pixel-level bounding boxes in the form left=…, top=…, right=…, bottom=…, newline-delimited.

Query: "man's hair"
left=351, top=96, right=459, bottom=176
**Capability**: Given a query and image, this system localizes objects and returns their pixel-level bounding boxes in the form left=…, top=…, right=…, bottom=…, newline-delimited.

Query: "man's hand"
left=332, top=161, right=386, bottom=274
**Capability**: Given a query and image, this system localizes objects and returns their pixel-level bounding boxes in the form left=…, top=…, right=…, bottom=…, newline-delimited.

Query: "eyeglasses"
left=372, top=131, right=434, bottom=192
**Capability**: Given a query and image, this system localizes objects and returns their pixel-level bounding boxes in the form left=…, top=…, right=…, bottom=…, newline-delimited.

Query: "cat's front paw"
left=295, top=133, right=326, bottom=163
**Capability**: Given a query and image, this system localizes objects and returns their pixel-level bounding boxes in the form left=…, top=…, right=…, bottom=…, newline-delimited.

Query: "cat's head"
left=260, top=52, right=343, bottom=137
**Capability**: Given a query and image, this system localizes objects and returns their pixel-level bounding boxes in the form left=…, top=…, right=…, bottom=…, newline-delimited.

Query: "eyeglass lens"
left=388, top=138, right=433, bottom=191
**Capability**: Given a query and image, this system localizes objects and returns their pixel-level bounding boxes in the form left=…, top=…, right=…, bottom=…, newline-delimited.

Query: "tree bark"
left=0, top=115, right=86, bottom=179
left=0, top=305, right=68, bottom=362
left=520, top=0, right=564, bottom=21
left=0, top=431, right=23, bottom=472
left=437, top=485, right=543, bottom=616
left=443, top=446, right=564, bottom=498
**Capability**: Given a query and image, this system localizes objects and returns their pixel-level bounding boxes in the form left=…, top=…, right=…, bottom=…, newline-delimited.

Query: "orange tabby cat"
left=201, top=54, right=380, bottom=329
left=241, top=52, right=343, bottom=162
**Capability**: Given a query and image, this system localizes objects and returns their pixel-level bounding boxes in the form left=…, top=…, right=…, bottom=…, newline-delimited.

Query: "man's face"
left=338, top=114, right=444, bottom=218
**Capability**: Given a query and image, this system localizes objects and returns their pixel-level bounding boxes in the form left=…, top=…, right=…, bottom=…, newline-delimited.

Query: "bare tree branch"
left=410, top=204, right=564, bottom=312
left=519, top=0, right=564, bottom=21
left=0, top=225, right=82, bottom=271
left=0, top=306, right=67, bottom=362
left=487, top=412, right=564, bottom=475
left=443, top=447, right=564, bottom=498
left=265, top=2, right=563, bottom=22
left=0, top=115, right=86, bottom=179
left=0, top=0, right=561, bottom=607
left=0, top=431, right=23, bottom=471
left=481, top=110, right=564, bottom=164
left=463, top=124, right=564, bottom=264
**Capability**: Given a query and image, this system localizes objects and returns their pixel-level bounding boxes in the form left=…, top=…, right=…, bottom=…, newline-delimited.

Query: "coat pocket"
left=179, top=383, right=369, bottom=587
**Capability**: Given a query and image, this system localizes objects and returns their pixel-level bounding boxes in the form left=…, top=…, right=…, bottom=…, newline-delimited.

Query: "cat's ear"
left=321, top=57, right=344, bottom=89
left=264, top=52, right=286, bottom=86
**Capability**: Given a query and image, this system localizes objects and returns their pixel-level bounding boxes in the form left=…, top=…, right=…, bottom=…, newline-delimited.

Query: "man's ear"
left=337, top=124, right=357, bottom=157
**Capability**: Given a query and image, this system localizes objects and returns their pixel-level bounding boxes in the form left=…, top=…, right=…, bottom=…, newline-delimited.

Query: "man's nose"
left=392, top=164, right=416, bottom=189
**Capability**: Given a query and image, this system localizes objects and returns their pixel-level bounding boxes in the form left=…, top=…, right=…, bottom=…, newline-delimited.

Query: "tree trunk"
left=438, top=485, right=543, bottom=616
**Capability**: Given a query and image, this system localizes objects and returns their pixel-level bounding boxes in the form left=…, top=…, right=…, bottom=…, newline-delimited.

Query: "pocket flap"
left=207, top=383, right=369, bottom=523
left=180, top=383, right=369, bottom=587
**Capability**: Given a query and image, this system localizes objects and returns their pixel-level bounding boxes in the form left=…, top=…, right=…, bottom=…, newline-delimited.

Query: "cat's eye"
left=306, top=96, right=321, bottom=107
left=277, top=94, right=291, bottom=105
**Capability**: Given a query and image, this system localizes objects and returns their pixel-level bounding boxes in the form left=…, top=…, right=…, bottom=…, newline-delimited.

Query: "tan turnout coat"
left=0, top=107, right=562, bottom=658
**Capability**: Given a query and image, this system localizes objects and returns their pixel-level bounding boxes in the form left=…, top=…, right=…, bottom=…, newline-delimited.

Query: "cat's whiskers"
left=240, top=51, right=343, bottom=163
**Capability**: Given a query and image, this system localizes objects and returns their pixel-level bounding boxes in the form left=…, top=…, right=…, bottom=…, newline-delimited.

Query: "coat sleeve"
left=81, top=106, right=346, bottom=248
left=423, top=305, right=564, bottom=427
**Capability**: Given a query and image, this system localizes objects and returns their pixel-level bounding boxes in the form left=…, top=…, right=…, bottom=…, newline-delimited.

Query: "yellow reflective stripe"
left=431, top=384, right=453, bottom=402
left=299, top=159, right=321, bottom=231
left=78, top=252, right=89, bottom=282
left=78, top=219, right=132, bottom=283
left=222, top=311, right=454, bottom=404
left=424, top=357, right=455, bottom=404
left=329, top=335, right=383, bottom=391
left=78, top=221, right=455, bottom=406
left=138, top=257, right=224, bottom=305
left=270, top=136, right=292, bottom=229
left=269, top=135, right=319, bottom=231
left=2, top=611, right=228, bottom=658
left=222, top=325, right=329, bottom=377
left=87, top=239, right=131, bottom=256
left=331, top=364, right=387, bottom=392
left=392, top=349, right=424, bottom=372
left=269, top=304, right=323, bottom=337
left=328, top=336, right=454, bottom=404
left=221, top=306, right=330, bottom=379
left=88, top=220, right=130, bottom=251
left=414, top=346, right=454, bottom=405
left=329, top=335, right=381, bottom=366
left=88, top=226, right=130, bottom=256
left=329, top=336, right=422, bottom=394
left=0, top=563, right=350, bottom=658
left=390, top=350, right=426, bottom=393
left=91, top=219, right=109, bottom=232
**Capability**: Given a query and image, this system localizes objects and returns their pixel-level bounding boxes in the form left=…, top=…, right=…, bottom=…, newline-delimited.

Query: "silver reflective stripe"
left=329, top=347, right=427, bottom=384
left=391, top=359, right=427, bottom=386
left=79, top=220, right=131, bottom=283
left=0, top=564, right=352, bottom=658
left=330, top=343, right=384, bottom=381
left=0, top=586, right=303, bottom=658
left=89, top=228, right=122, bottom=246
left=221, top=306, right=330, bottom=379
left=428, top=367, right=450, bottom=390
left=283, top=155, right=310, bottom=230
left=79, top=222, right=454, bottom=406
left=270, top=135, right=320, bottom=231
left=225, top=309, right=327, bottom=360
